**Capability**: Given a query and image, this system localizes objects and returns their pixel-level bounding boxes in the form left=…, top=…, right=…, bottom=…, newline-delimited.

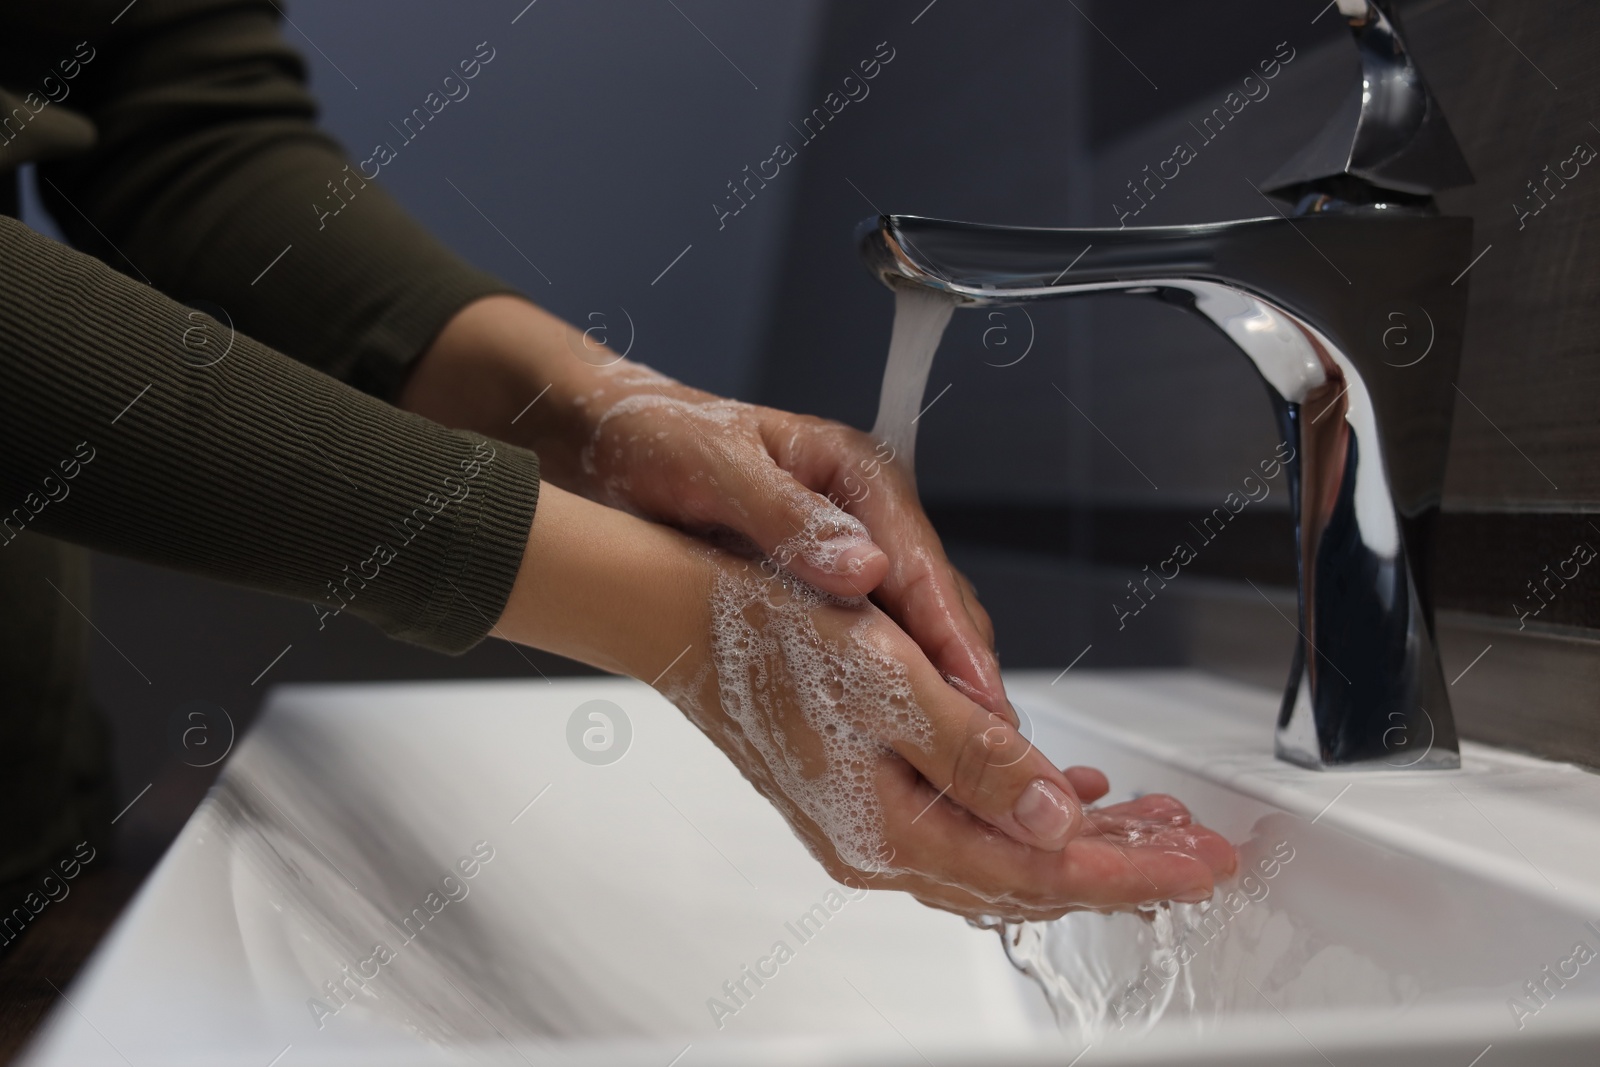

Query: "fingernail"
left=1015, top=779, right=1077, bottom=844
left=1174, top=886, right=1213, bottom=904
left=831, top=543, right=882, bottom=576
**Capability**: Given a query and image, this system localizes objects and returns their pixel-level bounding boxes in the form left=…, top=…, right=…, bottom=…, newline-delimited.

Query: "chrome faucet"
left=860, top=0, right=1472, bottom=770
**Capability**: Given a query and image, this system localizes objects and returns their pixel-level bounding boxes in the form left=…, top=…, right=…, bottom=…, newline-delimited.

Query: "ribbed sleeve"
left=0, top=215, right=540, bottom=654
left=27, top=0, right=516, bottom=400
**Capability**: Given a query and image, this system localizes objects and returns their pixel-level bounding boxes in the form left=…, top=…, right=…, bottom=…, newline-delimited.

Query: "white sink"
left=22, top=671, right=1600, bottom=1066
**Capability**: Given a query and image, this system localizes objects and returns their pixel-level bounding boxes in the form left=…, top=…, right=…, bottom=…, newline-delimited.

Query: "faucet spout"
left=856, top=0, right=1478, bottom=769
left=860, top=209, right=1470, bottom=770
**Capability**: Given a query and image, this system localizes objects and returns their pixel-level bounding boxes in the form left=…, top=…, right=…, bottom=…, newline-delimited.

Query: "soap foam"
left=581, top=393, right=746, bottom=509
left=671, top=566, right=931, bottom=874
left=585, top=392, right=881, bottom=579
left=772, top=504, right=875, bottom=578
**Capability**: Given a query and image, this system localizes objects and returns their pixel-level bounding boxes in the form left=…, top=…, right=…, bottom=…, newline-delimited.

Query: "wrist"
left=402, top=295, right=607, bottom=484
left=495, top=482, right=713, bottom=682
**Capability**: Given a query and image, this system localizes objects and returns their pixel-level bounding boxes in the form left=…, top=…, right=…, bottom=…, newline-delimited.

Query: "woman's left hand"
left=405, top=295, right=1011, bottom=718
left=571, top=363, right=1013, bottom=722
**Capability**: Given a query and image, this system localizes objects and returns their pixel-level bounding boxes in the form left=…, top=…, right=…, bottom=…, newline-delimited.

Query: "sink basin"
left=22, top=671, right=1600, bottom=1065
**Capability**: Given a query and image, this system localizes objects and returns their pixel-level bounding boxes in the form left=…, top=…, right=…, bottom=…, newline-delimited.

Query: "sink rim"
left=1004, top=668, right=1600, bottom=918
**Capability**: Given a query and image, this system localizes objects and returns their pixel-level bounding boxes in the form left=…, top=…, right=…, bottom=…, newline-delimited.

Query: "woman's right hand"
left=649, top=555, right=1237, bottom=922
left=497, top=483, right=1235, bottom=920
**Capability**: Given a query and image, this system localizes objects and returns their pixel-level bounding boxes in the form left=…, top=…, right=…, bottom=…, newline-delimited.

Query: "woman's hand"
left=404, top=296, right=1011, bottom=721
left=495, top=484, right=1235, bottom=919
left=660, top=556, right=1236, bottom=920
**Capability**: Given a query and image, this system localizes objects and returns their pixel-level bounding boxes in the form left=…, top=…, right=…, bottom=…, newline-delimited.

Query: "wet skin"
left=412, top=296, right=1239, bottom=918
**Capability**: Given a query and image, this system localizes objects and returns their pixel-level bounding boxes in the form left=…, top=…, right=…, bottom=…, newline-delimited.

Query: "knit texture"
left=7, top=0, right=518, bottom=401
left=0, top=0, right=541, bottom=652
left=0, top=215, right=540, bottom=654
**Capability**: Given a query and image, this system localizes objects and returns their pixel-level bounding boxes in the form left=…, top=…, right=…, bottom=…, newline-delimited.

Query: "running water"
left=985, top=902, right=1208, bottom=1037
left=977, top=793, right=1236, bottom=1034
left=866, top=287, right=1232, bottom=1035
left=870, top=287, right=957, bottom=474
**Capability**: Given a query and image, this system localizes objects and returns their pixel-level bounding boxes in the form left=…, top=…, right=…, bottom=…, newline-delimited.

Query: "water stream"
left=870, top=285, right=1219, bottom=1038
left=986, top=903, right=1208, bottom=1038
left=870, top=287, right=957, bottom=474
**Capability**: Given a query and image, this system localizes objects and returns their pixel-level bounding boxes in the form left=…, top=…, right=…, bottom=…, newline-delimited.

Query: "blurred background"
left=8, top=0, right=1600, bottom=1032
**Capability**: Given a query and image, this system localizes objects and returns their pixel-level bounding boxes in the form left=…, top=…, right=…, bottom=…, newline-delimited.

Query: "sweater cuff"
left=381, top=434, right=541, bottom=654
left=350, top=267, right=518, bottom=404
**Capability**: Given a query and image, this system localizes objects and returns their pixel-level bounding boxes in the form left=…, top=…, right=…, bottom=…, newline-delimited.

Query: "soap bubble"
left=701, top=568, right=930, bottom=873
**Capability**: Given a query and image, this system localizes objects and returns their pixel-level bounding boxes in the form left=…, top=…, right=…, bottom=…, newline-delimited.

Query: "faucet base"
left=1275, top=739, right=1463, bottom=773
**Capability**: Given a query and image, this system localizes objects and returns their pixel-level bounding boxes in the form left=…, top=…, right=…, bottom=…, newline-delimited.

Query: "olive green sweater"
left=0, top=0, right=542, bottom=888
left=1, top=0, right=542, bottom=651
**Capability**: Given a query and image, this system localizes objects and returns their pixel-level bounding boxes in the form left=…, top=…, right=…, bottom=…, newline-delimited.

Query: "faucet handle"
left=1262, top=0, right=1473, bottom=205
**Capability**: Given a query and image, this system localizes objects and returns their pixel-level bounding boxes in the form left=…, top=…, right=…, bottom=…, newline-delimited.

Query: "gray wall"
left=296, top=0, right=824, bottom=400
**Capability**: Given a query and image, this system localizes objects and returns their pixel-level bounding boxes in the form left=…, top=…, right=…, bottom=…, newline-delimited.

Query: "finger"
left=949, top=564, right=996, bottom=650
left=874, top=643, right=1084, bottom=851
left=874, top=514, right=1009, bottom=717
left=846, top=479, right=1009, bottom=714
left=581, top=398, right=887, bottom=597
left=699, top=459, right=891, bottom=598
left=1062, top=838, right=1221, bottom=908
left=1086, top=795, right=1237, bottom=878
left=1064, top=766, right=1110, bottom=803
left=758, top=417, right=1011, bottom=717
left=881, top=760, right=1222, bottom=911
left=1089, top=794, right=1192, bottom=826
